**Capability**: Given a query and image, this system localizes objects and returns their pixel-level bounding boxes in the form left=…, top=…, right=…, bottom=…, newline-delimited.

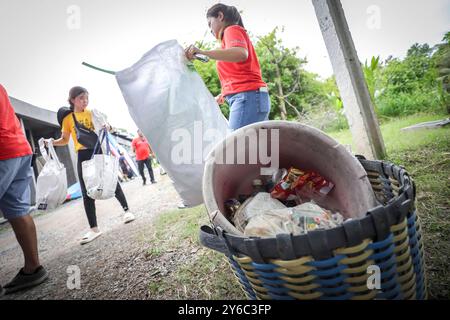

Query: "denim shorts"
left=225, top=88, right=271, bottom=131
left=0, top=155, right=33, bottom=220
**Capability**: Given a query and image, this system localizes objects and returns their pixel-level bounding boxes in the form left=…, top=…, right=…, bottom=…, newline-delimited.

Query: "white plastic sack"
left=90, top=108, right=109, bottom=138
left=115, top=40, right=229, bottom=206
left=36, top=139, right=67, bottom=211
left=82, top=130, right=119, bottom=200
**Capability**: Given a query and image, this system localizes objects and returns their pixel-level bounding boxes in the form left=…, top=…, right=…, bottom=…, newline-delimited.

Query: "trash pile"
left=224, top=167, right=349, bottom=238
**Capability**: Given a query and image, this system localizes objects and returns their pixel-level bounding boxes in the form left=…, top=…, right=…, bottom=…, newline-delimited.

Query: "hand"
left=44, top=138, right=54, bottom=147
left=185, top=45, right=201, bottom=61
left=102, top=124, right=111, bottom=131
left=215, top=94, right=225, bottom=105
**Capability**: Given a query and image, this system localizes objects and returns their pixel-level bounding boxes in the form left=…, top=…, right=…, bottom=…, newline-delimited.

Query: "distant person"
left=0, top=84, right=48, bottom=295
left=49, top=86, right=136, bottom=245
left=132, top=129, right=156, bottom=185
left=119, top=150, right=133, bottom=181
left=185, top=3, right=270, bottom=131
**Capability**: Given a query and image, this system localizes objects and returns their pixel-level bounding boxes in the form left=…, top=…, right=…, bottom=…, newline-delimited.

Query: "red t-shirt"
left=132, top=137, right=151, bottom=161
left=217, top=25, right=267, bottom=96
left=0, top=84, right=32, bottom=161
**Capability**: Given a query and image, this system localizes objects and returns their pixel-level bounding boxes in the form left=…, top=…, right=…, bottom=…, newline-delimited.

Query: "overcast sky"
left=1, top=0, right=449, bottom=132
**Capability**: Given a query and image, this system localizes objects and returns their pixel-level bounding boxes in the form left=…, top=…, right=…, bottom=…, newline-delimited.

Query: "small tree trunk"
left=275, top=63, right=287, bottom=120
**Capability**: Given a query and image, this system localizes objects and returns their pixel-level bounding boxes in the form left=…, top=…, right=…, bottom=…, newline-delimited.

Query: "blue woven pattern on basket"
left=227, top=211, right=427, bottom=300
left=407, top=210, right=427, bottom=299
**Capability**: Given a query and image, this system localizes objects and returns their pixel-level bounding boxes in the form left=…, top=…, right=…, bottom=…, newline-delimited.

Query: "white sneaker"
left=123, top=211, right=136, bottom=224
left=80, top=230, right=102, bottom=245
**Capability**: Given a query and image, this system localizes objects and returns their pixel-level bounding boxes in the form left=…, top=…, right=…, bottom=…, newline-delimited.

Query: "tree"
left=362, top=56, right=380, bottom=112
left=193, top=28, right=345, bottom=128
left=433, top=31, right=450, bottom=113
left=371, top=41, right=445, bottom=117
left=255, top=27, right=306, bottom=120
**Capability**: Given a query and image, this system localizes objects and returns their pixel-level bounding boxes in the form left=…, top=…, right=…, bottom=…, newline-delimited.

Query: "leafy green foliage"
left=193, top=27, right=449, bottom=129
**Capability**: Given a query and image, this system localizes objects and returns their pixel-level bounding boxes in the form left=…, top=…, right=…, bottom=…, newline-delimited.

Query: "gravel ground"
left=0, top=170, right=182, bottom=300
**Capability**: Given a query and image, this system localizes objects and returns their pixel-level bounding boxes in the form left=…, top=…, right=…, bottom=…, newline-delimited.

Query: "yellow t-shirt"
left=61, top=109, right=95, bottom=152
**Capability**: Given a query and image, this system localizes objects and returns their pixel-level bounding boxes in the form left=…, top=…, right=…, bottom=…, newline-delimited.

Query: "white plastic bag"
left=233, top=192, right=286, bottom=232
left=90, top=108, right=109, bottom=138
left=36, top=138, right=67, bottom=211
left=244, top=210, right=303, bottom=238
left=115, top=40, right=229, bottom=206
left=82, top=130, right=119, bottom=200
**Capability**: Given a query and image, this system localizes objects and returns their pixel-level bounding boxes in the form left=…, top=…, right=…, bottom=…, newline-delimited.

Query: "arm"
left=52, top=131, right=70, bottom=147
left=186, top=46, right=248, bottom=63
left=148, top=143, right=154, bottom=157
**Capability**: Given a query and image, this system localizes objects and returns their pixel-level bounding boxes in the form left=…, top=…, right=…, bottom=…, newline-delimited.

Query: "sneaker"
left=143, top=179, right=146, bottom=186
left=123, top=211, right=136, bottom=224
left=151, top=180, right=157, bottom=184
left=4, top=266, right=49, bottom=295
left=80, top=230, right=102, bottom=245
left=177, top=203, right=192, bottom=209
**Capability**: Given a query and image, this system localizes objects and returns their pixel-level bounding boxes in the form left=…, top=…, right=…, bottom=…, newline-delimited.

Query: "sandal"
left=80, top=230, right=102, bottom=245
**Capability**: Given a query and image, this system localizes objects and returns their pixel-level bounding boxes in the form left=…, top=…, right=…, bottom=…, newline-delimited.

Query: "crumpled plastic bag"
left=244, top=210, right=303, bottom=238
left=233, top=192, right=286, bottom=232
left=242, top=200, right=346, bottom=238
left=291, top=202, right=345, bottom=233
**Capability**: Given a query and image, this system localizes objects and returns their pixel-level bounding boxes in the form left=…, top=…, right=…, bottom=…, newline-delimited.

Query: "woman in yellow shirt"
left=51, top=86, right=135, bottom=244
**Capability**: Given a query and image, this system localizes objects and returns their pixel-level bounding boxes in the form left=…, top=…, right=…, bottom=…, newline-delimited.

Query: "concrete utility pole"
left=312, top=0, right=386, bottom=159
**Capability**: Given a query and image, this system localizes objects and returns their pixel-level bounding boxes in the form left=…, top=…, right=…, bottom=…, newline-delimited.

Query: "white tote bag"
left=36, top=138, right=68, bottom=211
left=115, top=40, right=229, bottom=206
left=82, top=129, right=119, bottom=200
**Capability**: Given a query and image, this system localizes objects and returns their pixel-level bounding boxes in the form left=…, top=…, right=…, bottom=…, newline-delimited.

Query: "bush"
left=376, top=89, right=445, bottom=117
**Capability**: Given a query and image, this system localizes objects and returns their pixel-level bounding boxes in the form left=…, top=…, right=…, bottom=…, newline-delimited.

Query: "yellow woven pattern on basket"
left=231, top=217, right=423, bottom=301
left=414, top=213, right=428, bottom=299
left=270, top=256, right=322, bottom=299
left=334, top=239, right=378, bottom=300
left=232, top=255, right=266, bottom=298
left=391, top=218, right=417, bottom=300
left=232, top=237, right=383, bottom=300
left=233, top=254, right=324, bottom=300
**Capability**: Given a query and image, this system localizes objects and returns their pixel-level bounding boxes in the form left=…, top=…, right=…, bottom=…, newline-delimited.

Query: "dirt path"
left=0, top=171, right=182, bottom=299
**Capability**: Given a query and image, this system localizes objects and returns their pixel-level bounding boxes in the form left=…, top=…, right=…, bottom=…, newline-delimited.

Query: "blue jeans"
left=225, top=89, right=271, bottom=131
left=0, top=155, right=32, bottom=220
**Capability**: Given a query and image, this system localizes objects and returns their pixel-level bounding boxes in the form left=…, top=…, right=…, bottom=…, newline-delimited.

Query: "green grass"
left=327, top=113, right=449, bottom=155
left=330, top=112, right=450, bottom=299
left=146, top=206, right=245, bottom=300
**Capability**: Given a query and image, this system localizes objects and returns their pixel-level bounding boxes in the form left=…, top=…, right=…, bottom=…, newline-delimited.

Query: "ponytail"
left=206, top=3, right=245, bottom=29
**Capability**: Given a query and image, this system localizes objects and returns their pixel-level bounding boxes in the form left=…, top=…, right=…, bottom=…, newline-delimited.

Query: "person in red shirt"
left=0, top=84, right=48, bottom=295
left=131, top=129, right=156, bottom=185
left=185, top=3, right=271, bottom=131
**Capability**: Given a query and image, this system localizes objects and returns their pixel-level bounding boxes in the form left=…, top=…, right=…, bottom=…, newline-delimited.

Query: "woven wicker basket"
left=200, top=158, right=427, bottom=300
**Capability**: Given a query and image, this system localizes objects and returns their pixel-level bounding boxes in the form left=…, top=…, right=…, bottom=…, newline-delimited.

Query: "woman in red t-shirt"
left=185, top=3, right=271, bottom=131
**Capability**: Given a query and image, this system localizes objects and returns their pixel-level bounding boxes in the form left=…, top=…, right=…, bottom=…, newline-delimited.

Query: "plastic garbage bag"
left=115, top=40, right=229, bottom=206
left=82, top=129, right=119, bottom=200
left=36, top=138, right=67, bottom=211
